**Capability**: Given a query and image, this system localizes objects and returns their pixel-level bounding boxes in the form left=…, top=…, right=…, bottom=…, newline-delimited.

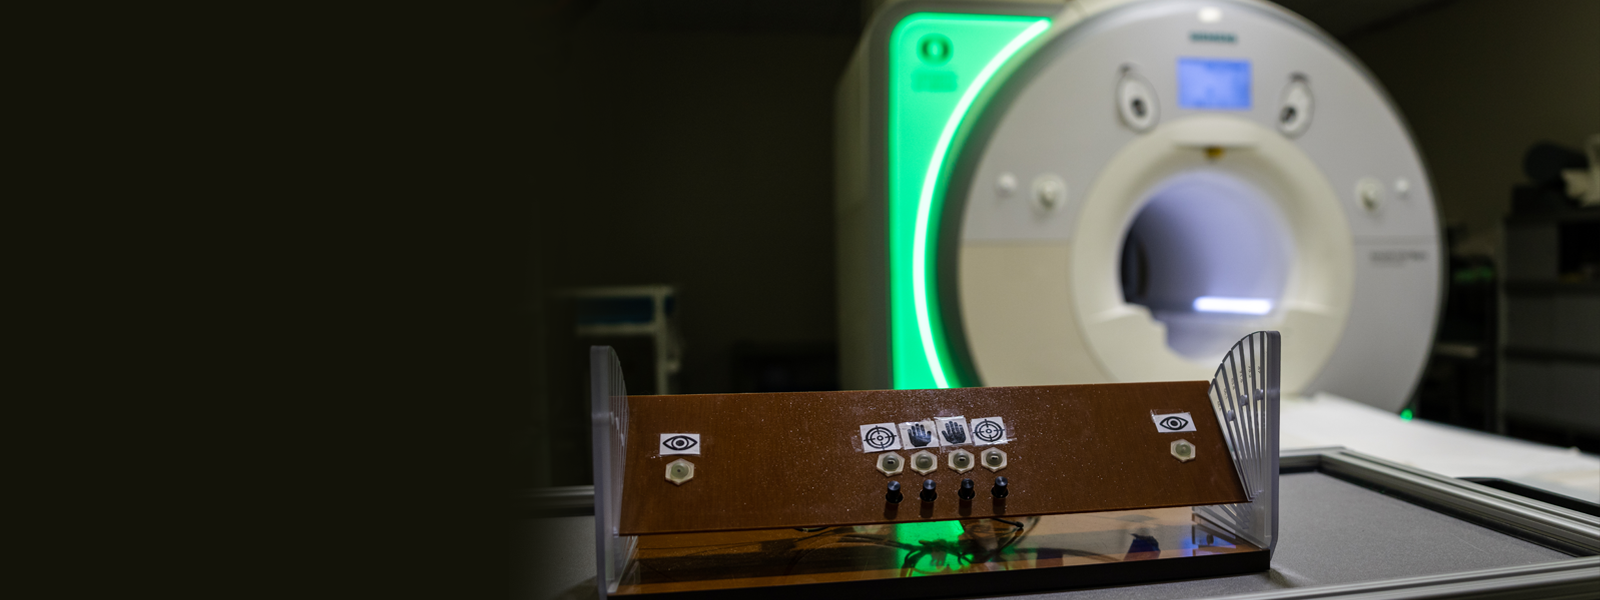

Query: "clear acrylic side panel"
left=1194, top=331, right=1281, bottom=555
left=591, top=346, right=636, bottom=597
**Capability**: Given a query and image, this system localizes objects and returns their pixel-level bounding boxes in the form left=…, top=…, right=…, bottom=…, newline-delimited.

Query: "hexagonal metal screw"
left=1170, top=439, right=1196, bottom=462
left=981, top=447, right=1008, bottom=472
left=877, top=452, right=905, bottom=476
left=910, top=450, right=939, bottom=475
left=666, top=458, right=695, bottom=485
left=947, top=449, right=975, bottom=474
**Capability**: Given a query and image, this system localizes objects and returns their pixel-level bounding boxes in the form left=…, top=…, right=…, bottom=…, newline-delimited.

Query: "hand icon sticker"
left=941, top=420, right=966, bottom=444
left=933, top=416, right=969, bottom=446
left=908, top=423, right=932, bottom=447
left=898, top=420, right=940, bottom=449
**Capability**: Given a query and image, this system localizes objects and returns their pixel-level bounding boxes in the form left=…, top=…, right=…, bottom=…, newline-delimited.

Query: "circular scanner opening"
left=1119, top=170, right=1293, bottom=363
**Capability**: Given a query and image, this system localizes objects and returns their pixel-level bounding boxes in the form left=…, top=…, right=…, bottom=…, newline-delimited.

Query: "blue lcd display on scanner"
left=1178, top=58, right=1251, bottom=109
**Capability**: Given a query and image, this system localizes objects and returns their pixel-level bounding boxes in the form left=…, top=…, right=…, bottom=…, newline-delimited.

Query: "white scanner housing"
left=837, top=0, right=1443, bottom=411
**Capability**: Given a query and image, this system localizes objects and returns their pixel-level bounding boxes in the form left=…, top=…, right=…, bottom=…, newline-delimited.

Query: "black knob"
left=920, top=479, right=937, bottom=502
left=992, top=476, right=1009, bottom=499
left=885, top=481, right=903, bottom=504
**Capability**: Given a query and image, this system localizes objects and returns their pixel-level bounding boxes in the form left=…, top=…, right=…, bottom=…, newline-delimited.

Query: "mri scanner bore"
left=1119, top=170, right=1292, bottom=360
left=837, top=0, right=1443, bottom=412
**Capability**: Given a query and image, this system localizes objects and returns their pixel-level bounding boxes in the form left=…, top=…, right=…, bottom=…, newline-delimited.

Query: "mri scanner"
left=836, top=0, right=1443, bottom=412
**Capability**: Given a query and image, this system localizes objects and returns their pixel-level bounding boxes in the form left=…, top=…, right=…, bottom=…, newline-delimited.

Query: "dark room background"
left=525, top=0, right=1600, bottom=488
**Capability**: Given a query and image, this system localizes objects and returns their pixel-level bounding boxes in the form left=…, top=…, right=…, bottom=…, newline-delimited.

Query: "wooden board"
left=620, top=381, right=1246, bottom=535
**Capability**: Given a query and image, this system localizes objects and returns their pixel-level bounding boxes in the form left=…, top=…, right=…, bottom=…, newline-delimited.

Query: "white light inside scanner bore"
left=1198, top=7, right=1222, bottom=23
left=1193, top=296, right=1272, bottom=315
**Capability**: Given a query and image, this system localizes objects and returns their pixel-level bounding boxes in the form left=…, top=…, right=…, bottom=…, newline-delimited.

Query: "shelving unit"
left=1499, top=209, right=1599, bottom=450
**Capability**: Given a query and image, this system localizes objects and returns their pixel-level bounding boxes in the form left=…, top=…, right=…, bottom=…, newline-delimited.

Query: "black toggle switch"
left=992, top=476, right=1009, bottom=498
left=885, top=481, right=903, bottom=504
left=920, top=479, right=938, bottom=502
left=958, top=478, right=975, bottom=500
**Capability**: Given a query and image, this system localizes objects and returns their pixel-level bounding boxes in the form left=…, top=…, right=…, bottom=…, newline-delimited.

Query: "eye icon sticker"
left=1150, top=412, right=1197, bottom=433
left=659, top=433, right=702, bottom=455
left=858, top=423, right=902, bottom=452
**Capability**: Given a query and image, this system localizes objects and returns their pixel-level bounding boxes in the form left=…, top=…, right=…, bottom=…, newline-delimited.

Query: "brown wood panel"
left=620, top=381, right=1245, bottom=535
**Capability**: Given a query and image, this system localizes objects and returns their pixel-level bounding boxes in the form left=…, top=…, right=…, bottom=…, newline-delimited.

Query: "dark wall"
left=528, top=25, right=859, bottom=486
left=1344, top=0, right=1600, bottom=257
left=537, top=29, right=856, bottom=396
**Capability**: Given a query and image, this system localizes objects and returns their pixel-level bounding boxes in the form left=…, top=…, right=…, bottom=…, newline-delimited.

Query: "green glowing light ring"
left=911, top=19, right=1051, bottom=388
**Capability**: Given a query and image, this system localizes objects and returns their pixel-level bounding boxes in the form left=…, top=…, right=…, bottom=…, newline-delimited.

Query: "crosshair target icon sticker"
left=864, top=426, right=897, bottom=449
left=969, top=417, right=1008, bottom=445
left=972, top=420, right=1003, bottom=443
left=859, top=423, right=901, bottom=452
